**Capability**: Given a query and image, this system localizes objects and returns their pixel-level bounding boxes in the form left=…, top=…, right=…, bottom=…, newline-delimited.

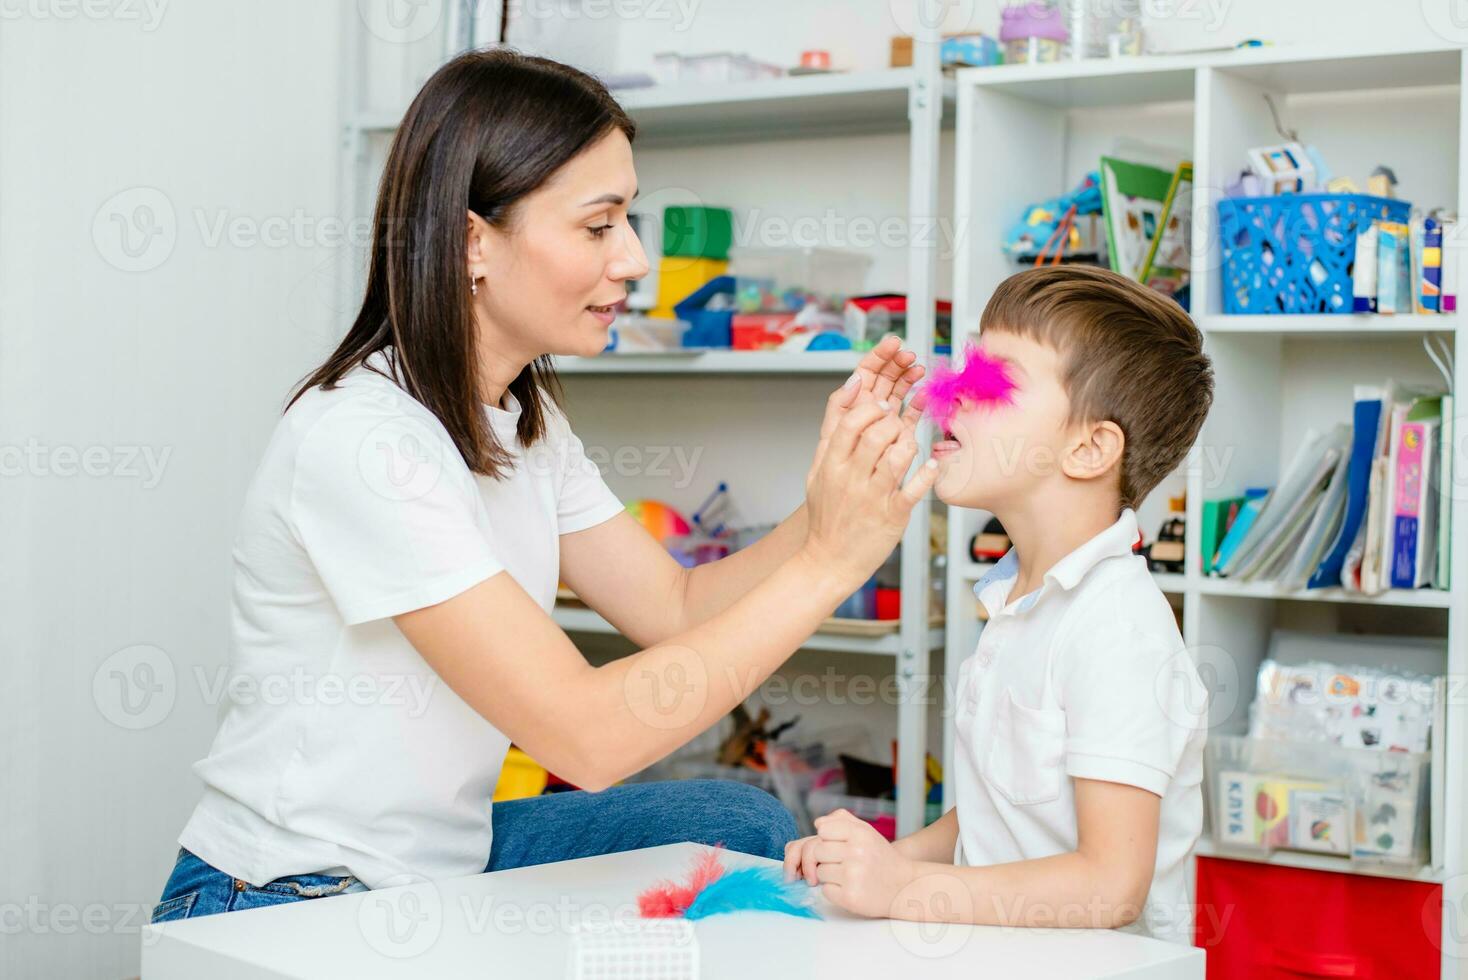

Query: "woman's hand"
left=801, top=391, right=938, bottom=586
left=807, top=336, right=926, bottom=491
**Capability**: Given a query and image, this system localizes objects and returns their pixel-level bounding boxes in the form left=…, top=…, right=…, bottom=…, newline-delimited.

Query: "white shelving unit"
left=948, top=43, right=1465, bottom=977
left=551, top=350, right=863, bottom=375
left=340, top=12, right=951, bottom=836
left=552, top=603, right=945, bottom=658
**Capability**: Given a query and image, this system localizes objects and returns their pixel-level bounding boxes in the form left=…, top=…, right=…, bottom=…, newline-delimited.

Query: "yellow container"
left=652, top=255, right=727, bottom=319
left=493, top=746, right=548, bottom=802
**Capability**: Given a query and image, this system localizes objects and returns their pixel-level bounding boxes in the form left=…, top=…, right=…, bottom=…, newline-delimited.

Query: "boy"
left=785, top=265, right=1214, bottom=944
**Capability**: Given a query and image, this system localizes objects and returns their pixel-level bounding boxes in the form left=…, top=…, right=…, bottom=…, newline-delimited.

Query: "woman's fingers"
left=820, top=372, right=863, bottom=442
left=826, top=400, right=896, bottom=470
left=849, top=412, right=905, bottom=481
left=878, top=435, right=920, bottom=488
left=856, top=336, right=915, bottom=403
left=890, top=361, right=926, bottom=403
left=900, top=388, right=927, bottom=433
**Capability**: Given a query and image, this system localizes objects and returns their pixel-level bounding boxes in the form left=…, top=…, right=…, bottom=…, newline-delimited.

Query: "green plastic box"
left=662, top=206, right=733, bottom=260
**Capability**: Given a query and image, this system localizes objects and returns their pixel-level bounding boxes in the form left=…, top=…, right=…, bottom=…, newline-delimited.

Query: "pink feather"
left=637, top=846, right=726, bottom=918
left=920, top=342, right=1017, bottom=429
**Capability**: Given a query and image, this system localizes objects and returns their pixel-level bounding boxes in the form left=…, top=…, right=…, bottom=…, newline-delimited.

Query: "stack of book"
left=1203, top=383, right=1454, bottom=593
left=1352, top=214, right=1458, bottom=314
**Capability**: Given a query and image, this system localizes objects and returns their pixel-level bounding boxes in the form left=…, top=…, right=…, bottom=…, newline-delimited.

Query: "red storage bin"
left=1195, top=856, right=1442, bottom=979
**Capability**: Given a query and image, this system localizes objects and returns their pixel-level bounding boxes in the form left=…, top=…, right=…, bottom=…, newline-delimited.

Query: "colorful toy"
left=999, top=0, right=1067, bottom=64
left=638, top=847, right=819, bottom=920
left=1144, top=494, right=1187, bottom=573
left=626, top=500, right=692, bottom=541
left=970, top=517, right=1010, bottom=562
left=919, top=342, right=1018, bottom=431
left=1002, top=172, right=1103, bottom=261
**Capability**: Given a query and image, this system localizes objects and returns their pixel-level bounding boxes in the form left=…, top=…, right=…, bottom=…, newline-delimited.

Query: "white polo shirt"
left=951, top=509, right=1206, bottom=945
left=179, top=349, right=625, bottom=889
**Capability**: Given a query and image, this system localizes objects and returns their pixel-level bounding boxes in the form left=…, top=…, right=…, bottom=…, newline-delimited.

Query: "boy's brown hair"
left=980, top=265, right=1213, bottom=510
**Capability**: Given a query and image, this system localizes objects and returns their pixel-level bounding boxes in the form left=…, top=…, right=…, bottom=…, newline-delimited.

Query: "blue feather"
left=682, top=866, right=821, bottom=920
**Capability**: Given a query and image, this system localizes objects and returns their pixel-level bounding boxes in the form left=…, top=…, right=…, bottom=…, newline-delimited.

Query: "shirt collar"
left=972, top=508, right=1139, bottom=613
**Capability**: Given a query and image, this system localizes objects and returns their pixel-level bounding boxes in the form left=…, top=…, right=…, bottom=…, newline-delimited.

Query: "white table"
left=141, top=843, right=1204, bottom=979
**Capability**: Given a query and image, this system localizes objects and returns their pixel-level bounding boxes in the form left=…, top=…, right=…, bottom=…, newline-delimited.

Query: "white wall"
left=1, top=3, right=1457, bottom=978
left=0, top=4, right=345, bottom=977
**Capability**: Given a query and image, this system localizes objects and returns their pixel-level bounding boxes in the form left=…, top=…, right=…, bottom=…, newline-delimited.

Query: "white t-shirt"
left=179, top=350, right=624, bottom=889
left=951, top=509, right=1206, bottom=945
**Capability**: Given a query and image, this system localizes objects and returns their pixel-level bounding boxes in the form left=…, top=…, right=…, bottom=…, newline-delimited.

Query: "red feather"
left=637, top=846, right=726, bottom=917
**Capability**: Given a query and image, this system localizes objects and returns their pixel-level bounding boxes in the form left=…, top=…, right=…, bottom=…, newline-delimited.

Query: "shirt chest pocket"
left=983, top=688, right=1066, bottom=806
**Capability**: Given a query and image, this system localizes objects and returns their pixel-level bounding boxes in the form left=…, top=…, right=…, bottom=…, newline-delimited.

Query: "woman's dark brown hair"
left=288, top=47, right=636, bottom=478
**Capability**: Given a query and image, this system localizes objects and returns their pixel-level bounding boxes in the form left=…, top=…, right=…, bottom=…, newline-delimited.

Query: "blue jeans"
left=152, top=779, right=797, bottom=922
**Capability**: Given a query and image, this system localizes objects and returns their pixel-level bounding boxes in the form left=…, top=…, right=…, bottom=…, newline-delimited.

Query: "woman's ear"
left=1061, top=419, right=1125, bottom=484
left=465, top=209, right=492, bottom=281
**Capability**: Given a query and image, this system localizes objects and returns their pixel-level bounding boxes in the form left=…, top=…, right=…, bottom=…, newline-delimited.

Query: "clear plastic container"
left=1064, top=0, right=1142, bottom=60
left=728, top=246, right=873, bottom=314
left=765, top=725, right=876, bottom=834
left=1206, top=734, right=1429, bottom=868
left=605, top=315, right=688, bottom=353
left=653, top=52, right=783, bottom=85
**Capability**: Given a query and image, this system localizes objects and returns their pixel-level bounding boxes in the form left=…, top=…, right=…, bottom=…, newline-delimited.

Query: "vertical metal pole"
left=896, top=0, right=943, bottom=837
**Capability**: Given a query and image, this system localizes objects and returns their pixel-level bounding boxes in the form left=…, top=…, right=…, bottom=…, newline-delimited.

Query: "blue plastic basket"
left=1217, top=193, right=1410, bottom=314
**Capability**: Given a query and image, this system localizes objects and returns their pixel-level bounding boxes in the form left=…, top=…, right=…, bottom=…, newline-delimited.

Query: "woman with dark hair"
left=151, top=48, right=935, bottom=921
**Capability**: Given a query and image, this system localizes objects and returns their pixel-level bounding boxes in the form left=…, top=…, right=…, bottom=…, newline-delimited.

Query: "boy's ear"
left=1062, top=419, right=1125, bottom=485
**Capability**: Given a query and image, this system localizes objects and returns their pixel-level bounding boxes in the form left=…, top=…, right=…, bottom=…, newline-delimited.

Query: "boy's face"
left=931, top=331, right=1075, bottom=509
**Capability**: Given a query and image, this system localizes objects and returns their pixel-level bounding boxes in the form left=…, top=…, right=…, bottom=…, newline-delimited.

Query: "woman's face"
left=471, top=129, right=649, bottom=360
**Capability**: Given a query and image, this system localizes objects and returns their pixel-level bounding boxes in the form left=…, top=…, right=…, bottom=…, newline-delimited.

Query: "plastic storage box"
left=653, top=52, right=782, bottom=85
left=1217, top=192, right=1410, bottom=314
left=728, top=246, right=872, bottom=314
left=1206, top=734, right=1429, bottom=867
